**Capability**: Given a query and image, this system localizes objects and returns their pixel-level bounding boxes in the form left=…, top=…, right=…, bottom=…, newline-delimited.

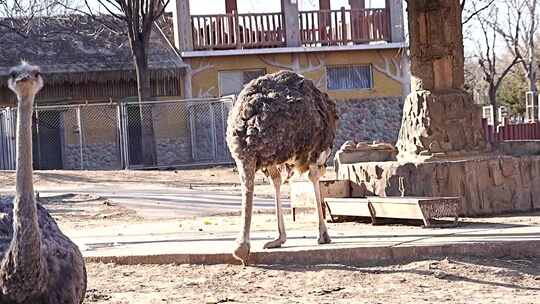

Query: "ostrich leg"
left=263, top=166, right=286, bottom=249
left=232, top=158, right=256, bottom=265
left=308, top=164, right=331, bottom=244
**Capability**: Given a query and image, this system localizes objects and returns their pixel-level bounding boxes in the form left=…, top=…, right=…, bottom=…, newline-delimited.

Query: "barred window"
left=219, top=69, right=266, bottom=96
left=326, top=65, right=372, bottom=90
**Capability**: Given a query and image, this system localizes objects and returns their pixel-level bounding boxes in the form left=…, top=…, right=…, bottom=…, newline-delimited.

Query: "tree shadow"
left=255, top=257, right=540, bottom=292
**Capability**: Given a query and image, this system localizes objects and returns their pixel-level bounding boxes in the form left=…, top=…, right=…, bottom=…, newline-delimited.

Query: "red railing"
left=299, top=8, right=390, bottom=46
left=483, top=119, right=540, bottom=143
left=191, top=12, right=285, bottom=50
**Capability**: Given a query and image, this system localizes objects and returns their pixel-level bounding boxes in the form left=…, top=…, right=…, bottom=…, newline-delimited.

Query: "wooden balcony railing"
left=299, top=8, right=390, bottom=46
left=191, top=12, right=285, bottom=50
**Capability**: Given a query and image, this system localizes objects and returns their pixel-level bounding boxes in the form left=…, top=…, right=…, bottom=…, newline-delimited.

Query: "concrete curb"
left=84, top=240, right=540, bottom=266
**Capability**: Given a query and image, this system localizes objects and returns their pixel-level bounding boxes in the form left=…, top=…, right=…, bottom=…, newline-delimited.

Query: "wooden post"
left=349, top=0, right=365, bottom=9
left=340, top=6, right=347, bottom=44
left=225, top=0, right=237, bottom=14
left=385, top=0, right=405, bottom=42
left=319, top=0, right=331, bottom=43
left=172, top=0, right=194, bottom=51
left=281, top=0, right=301, bottom=47
left=234, top=10, right=241, bottom=48
left=226, top=0, right=238, bottom=47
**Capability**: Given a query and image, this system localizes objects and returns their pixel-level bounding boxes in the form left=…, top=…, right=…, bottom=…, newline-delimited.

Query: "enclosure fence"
left=0, top=97, right=235, bottom=170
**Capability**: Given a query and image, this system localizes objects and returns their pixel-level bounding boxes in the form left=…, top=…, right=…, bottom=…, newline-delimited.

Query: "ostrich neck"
left=15, top=95, right=35, bottom=201
left=9, top=93, right=42, bottom=281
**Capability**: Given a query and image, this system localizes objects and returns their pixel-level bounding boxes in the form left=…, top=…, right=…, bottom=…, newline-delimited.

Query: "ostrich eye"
left=9, top=71, right=16, bottom=79
left=33, top=71, right=41, bottom=77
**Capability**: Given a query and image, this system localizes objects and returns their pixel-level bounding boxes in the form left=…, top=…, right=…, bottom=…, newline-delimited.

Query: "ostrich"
left=226, top=70, right=338, bottom=264
left=0, top=62, right=87, bottom=303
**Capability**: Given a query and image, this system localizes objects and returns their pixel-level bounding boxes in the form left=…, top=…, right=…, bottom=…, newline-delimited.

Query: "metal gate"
left=1, top=97, right=234, bottom=170
left=0, top=108, right=16, bottom=170
left=121, top=97, right=234, bottom=169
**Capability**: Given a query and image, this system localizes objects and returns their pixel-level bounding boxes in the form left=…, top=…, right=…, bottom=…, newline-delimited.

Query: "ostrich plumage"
left=227, top=70, right=338, bottom=172
left=226, top=70, right=338, bottom=264
left=0, top=200, right=87, bottom=303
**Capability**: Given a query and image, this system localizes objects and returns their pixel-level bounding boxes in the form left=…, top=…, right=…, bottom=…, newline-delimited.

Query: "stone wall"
left=337, top=155, right=540, bottom=216
left=156, top=137, right=192, bottom=166
left=335, top=97, right=404, bottom=151
left=63, top=143, right=121, bottom=170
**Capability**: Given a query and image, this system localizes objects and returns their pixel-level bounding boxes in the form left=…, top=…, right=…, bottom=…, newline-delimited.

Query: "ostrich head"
left=7, top=62, right=43, bottom=101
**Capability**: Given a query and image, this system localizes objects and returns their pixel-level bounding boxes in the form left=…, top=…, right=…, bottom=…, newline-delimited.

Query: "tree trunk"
left=133, top=42, right=157, bottom=166
left=489, top=85, right=499, bottom=128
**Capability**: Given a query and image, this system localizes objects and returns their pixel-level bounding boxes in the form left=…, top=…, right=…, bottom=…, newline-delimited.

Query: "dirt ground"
left=1, top=169, right=539, bottom=303
left=84, top=257, right=540, bottom=304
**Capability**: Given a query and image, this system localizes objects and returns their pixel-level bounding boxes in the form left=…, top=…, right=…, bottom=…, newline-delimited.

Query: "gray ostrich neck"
left=15, top=95, right=35, bottom=203
left=11, top=92, right=42, bottom=278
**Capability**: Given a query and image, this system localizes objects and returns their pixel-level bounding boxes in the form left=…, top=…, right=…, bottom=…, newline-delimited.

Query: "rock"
left=396, top=90, right=487, bottom=161
left=335, top=155, right=540, bottom=216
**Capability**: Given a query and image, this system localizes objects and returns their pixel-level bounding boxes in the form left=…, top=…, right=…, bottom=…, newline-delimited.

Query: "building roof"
left=0, top=14, right=186, bottom=85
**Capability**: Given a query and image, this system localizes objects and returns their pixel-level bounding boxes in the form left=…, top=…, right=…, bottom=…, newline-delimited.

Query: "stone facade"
left=63, top=143, right=121, bottom=170
left=155, top=137, right=192, bottom=166
left=337, top=155, right=540, bottom=216
left=335, top=97, right=404, bottom=151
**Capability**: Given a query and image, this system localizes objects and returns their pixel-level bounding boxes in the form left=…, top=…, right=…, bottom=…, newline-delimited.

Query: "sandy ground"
left=84, top=258, right=540, bottom=304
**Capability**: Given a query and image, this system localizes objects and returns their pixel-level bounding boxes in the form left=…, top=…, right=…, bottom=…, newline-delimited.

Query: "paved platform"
left=78, top=223, right=540, bottom=266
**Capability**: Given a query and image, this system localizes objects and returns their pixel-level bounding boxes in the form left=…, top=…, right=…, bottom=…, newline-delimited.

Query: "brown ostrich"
left=226, top=70, right=338, bottom=264
left=0, top=62, right=87, bottom=303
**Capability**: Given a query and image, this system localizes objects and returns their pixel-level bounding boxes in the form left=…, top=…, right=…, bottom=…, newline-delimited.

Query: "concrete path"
left=79, top=222, right=540, bottom=266
left=0, top=185, right=288, bottom=218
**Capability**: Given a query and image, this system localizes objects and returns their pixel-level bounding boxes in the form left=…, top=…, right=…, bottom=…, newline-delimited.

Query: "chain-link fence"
left=121, top=98, right=234, bottom=169
left=0, top=97, right=235, bottom=170
left=0, top=108, right=16, bottom=170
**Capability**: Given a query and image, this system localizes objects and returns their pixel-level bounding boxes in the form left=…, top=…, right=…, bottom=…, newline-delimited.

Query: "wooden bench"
left=324, top=196, right=460, bottom=228
left=367, top=196, right=460, bottom=227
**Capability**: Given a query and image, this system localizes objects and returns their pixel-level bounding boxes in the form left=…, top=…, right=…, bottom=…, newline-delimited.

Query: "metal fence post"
left=209, top=102, right=217, bottom=162
left=34, top=109, right=42, bottom=170
left=121, top=102, right=130, bottom=169
left=76, top=106, right=84, bottom=170
left=8, top=109, right=16, bottom=169
left=116, top=103, right=125, bottom=169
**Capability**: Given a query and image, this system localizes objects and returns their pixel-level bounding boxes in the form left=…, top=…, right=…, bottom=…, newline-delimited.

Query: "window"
left=526, top=91, right=539, bottom=122
left=327, top=65, right=372, bottom=91
left=218, top=69, right=266, bottom=96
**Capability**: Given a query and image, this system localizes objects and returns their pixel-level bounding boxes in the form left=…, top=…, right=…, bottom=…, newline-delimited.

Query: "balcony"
left=190, top=8, right=390, bottom=51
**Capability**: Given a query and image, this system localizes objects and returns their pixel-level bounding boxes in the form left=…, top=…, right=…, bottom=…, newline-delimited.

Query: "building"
left=0, top=15, right=188, bottom=170
left=0, top=0, right=409, bottom=170
left=0, top=15, right=185, bottom=107
left=173, top=0, right=409, bottom=145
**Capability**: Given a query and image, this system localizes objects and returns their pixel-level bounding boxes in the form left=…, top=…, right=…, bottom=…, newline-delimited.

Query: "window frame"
left=218, top=68, right=266, bottom=97
left=325, top=64, right=374, bottom=92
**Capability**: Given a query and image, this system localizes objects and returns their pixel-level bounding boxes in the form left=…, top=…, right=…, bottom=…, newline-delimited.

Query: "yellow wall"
left=185, top=48, right=405, bottom=100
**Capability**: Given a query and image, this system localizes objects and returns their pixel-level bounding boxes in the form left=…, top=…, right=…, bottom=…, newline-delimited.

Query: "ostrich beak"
left=15, top=73, right=31, bottom=83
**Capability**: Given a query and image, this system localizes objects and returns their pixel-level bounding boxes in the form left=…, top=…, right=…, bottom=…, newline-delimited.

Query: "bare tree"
left=490, top=0, right=539, bottom=98
left=474, top=3, right=522, bottom=125
left=0, top=0, right=77, bottom=39
left=86, top=0, right=171, bottom=165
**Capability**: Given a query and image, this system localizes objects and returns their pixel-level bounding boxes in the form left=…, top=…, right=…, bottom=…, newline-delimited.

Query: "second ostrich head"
left=7, top=62, right=43, bottom=101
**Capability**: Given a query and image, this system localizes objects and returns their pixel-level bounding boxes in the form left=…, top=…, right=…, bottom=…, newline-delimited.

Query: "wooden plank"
left=369, top=203, right=425, bottom=220
left=325, top=198, right=371, bottom=217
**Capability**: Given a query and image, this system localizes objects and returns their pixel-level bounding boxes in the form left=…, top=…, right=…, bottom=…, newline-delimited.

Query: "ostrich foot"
left=263, top=237, right=286, bottom=249
left=233, top=241, right=251, bottom=266
left=318, top=230, right=331, bottom=244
